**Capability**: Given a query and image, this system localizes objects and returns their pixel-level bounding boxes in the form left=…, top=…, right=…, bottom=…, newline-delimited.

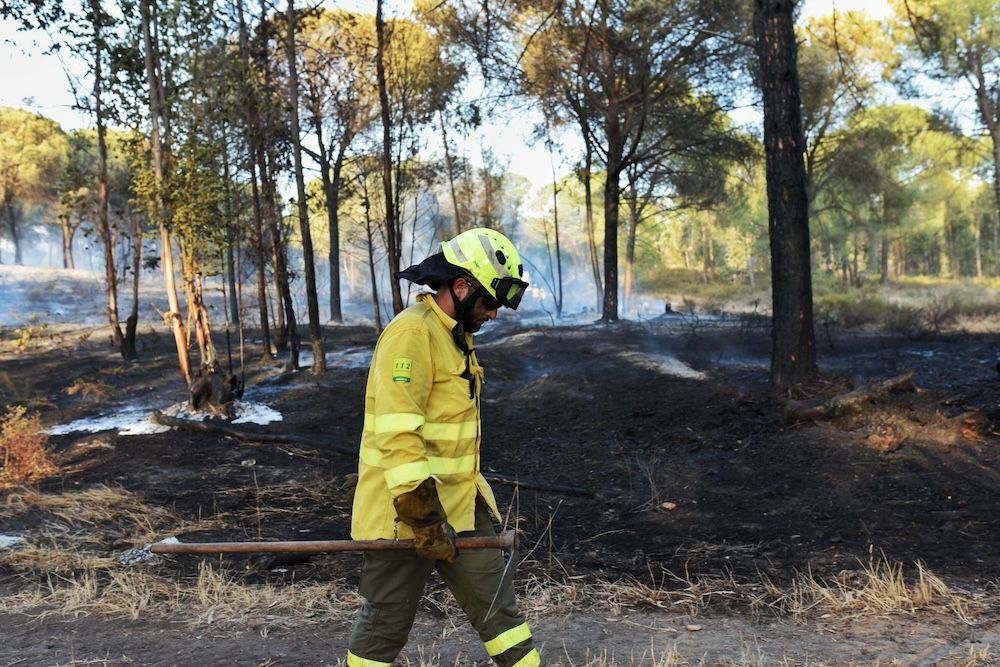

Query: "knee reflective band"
left=346, top=651, right=392, bottom=667
left=513, top=649, right=542, bottom=667
left=484, top=622, right=533, bottom=656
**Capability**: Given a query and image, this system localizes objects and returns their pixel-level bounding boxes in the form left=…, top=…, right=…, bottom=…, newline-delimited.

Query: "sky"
left=0, top=0, right=894, bottom=187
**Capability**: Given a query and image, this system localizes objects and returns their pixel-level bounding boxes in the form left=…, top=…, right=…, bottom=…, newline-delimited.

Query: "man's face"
left=459, top=280, right=500, bottom=333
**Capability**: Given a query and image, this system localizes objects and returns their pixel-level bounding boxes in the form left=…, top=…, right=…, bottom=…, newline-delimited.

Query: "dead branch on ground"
left=783, top=372, right=915, bottom=424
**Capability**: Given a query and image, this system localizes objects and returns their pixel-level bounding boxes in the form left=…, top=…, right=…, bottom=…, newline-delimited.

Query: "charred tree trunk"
left=601, top=163, right=621, bottom=322
left=90, top=0, right=127, bottom=359
left=285, top=0, right=324, bottom=374
left=267, top=189, right=288, bottom=353
left=754, top=0, right=817, bottom=388
left=549, top=145, right=563, bottom=318
left=376, top=0, right=403, bottom=315
left=123, top=207, right=141, bottom=360
left=328, top=147, right=346, bottom=324
left=141, top=0, right=190, bottom=386
left=249, top=162, right=272, bottom=357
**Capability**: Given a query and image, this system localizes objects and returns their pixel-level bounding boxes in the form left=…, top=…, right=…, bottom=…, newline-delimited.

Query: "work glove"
left=393, top=478, right=457, bottom=562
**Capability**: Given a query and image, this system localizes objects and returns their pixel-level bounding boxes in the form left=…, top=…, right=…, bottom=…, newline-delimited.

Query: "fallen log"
left=783, top=372, right=915, bottom=424
left=150, top=411, right=594, bottom=498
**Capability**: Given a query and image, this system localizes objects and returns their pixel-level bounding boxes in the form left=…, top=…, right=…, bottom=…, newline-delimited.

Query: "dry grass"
left=2, top=485, right=184, bottom=543
left=213, top=478, right=352, bottom=521
left=513, top=553, right=984, bottom=629
left=3, top=562, right=361, bottom=626
left=0, top=486, right=992, bottom=642
left=0, top=484, right=359, bottom=628
left=189, top=561, right=359, bottom=626
left=753, top=552, right=977, bottom=621
left=65, top=378, right=112, bottom=401
left=0, top=406, right=58, bottom=489
left=0, top=485, right=218, bottom=575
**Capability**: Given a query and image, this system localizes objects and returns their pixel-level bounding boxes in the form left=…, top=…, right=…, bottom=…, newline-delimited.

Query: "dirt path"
left=0, top=607, right=995, bottom=666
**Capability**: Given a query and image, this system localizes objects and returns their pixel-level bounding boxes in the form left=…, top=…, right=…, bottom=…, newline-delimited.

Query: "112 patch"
left=392, top=358, right=412, bottom=383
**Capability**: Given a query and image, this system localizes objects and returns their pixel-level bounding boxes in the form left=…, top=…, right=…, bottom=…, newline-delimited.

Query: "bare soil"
left=3, top=307, right=1000, bottom=666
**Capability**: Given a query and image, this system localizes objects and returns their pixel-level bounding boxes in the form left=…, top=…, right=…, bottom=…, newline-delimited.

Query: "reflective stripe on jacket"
left=351, top=293, right=501, bottom=540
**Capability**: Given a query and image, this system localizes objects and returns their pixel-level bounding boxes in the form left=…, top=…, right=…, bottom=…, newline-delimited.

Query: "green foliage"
left=12, top=315, right=51, bottom=353
left=637, top=268, right=768, bottom=314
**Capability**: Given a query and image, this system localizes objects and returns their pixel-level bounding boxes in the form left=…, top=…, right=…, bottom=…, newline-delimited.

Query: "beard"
left=462, top=309, right=485, bottom=333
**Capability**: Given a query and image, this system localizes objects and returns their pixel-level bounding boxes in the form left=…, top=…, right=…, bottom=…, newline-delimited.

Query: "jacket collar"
left=417, top=292, right=474, bottom=351
left=418, top=292, right=456, bottom=329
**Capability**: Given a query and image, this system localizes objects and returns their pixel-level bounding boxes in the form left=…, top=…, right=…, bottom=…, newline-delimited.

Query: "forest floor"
left=3, top=279, right=1000, bottom=665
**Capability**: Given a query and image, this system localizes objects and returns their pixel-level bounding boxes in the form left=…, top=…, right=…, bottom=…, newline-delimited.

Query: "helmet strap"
left=447, top=279, right=479, bottom=399
left=447, top=279, right=479, bottom=354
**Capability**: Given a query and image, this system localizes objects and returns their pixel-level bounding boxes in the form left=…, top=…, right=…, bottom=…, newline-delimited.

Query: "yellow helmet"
left=442, top=228, right=529, bottom=310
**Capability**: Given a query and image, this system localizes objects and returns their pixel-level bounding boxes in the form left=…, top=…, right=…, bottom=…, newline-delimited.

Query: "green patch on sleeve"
left=392, top=357, right=413, bottom=383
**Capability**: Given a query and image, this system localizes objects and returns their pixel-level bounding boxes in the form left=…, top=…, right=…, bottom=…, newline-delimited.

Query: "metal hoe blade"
left=483, top=530, right=520, bottom=623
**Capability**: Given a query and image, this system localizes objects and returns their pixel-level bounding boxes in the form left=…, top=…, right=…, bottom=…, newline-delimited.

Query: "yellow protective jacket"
left=351, top=293, right=501, bottom=540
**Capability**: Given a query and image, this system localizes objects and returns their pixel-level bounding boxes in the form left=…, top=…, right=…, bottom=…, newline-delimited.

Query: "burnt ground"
left=3, top=311, right=1000, bottom=665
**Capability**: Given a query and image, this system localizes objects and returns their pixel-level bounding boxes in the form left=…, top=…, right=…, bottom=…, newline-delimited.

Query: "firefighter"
left=347, top=228, right=541, bottom=667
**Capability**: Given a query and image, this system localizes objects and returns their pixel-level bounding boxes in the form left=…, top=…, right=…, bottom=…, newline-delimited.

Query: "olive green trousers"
left=347, top=501, right=541, bottom=667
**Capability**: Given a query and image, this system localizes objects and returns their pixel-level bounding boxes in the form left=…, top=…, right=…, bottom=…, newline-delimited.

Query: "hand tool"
left=149, top=529, right=516, bottom=555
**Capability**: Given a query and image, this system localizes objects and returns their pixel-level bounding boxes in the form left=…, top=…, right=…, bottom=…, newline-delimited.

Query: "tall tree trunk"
left=362, top=185, right=383, bottom=335
left=249, top=160, right=273, bottom=357
left=624, top=186, right=639, bottom=313
left=141, top=0, right=190, bottom=386
left=754, top=0, right=817, bottom=388
left=60, top=214, right=75, bottom=269
left=267, top=194, right=288, bottom=352
left=286, top=0, right=324, bottom=374
left=580, top=142, right=602, bottom=312
left=257, top=0, right=293, bottom=358
left=236, top=0, right=272, bottom=356
left=548, top=140, right=563, bottom=318
left=328, top=147, right=346, bottom=324
left=4, top=199, right=22, bottom=265
left=880, top=233, right=889, bottom=285
left=261, top=138, right=295, bottom=362
left=179, top=241, right=214, bottom=365
left=376, top=0, right=403, bottom=315
left=308, top=95, right=346, bottom=325
left=439, top=109, right=462, bottom=235
left=601, top=164, right=621, bottom=322
left=123, top=207, right=140, bottom=360
left=221, top=141, right=240, bottom=328
left=90, top=0, right=127, bottom=359
left=974, top=213, right=983, bottom=278
left=972, top=55, right=1000, bottom=278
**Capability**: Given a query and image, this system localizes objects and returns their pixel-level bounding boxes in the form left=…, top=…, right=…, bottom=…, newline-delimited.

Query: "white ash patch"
left=0, top=534, right=24, bottom=549
left=617, top=351, right=707, bottom=380
left=232, top=401, right=282, bottom=425
left=49, top=404, right=166, bottom=436
left=50, top=400, right=282, bottom=436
